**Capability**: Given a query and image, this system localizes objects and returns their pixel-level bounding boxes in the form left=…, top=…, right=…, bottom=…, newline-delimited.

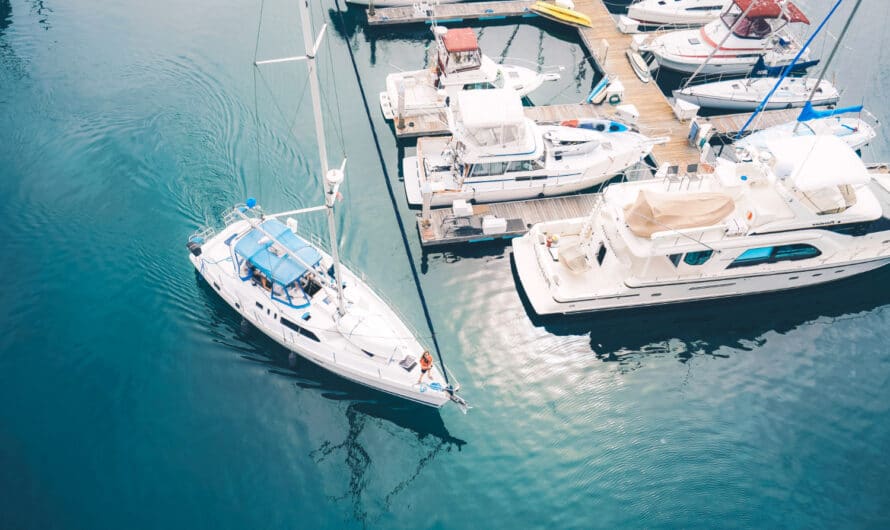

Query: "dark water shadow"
left=510, top=253, right=890, bottom=368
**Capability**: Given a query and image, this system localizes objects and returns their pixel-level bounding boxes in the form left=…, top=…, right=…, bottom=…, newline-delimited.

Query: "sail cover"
left=624, top=190, right=736, bottom=238
left=733, top=0, right=810, bottom=24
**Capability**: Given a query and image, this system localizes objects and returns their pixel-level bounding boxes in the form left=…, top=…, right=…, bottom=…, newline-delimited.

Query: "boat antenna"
left=793, top=0, right=863, bottom=134
left=735, top=0, right=845, bottom=139
left=681, top=0, right=761, bottom=90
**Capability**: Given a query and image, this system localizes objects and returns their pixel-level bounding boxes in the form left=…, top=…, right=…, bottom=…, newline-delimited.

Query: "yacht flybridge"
left=637, top=0, right=812, bottom=75
left=513, top=135, right=890, bottom=315
left=187, top=1, right=464, bottom=409
left=627, top=0, right=731, bottom=27
left=379, top=26, right=560, bottom=122
left=403, top=89, right=658, bottom=207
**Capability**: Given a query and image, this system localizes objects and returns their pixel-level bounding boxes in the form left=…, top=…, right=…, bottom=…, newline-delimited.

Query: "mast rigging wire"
left=330, top=0, right=452, bottom=385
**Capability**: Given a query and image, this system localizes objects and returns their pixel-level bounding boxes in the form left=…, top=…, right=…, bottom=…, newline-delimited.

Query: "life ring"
left=608, top=94, right=621, bottom=105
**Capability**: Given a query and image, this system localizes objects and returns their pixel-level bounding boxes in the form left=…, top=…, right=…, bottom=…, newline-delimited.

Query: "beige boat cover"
left=624, top=190, right=735, bottom=238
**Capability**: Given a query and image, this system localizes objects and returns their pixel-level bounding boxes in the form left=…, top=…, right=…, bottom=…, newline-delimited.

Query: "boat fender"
left=429, top=382, right=443, bottom=391
left=746, top=211, right=754, bottom=222
left=608, top=94, right=621, bottom=105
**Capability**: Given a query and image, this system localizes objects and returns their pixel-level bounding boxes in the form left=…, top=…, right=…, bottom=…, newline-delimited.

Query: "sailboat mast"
left=297, top=0, right=347, bottom=315
left=793, top=0, right=863, bottom=134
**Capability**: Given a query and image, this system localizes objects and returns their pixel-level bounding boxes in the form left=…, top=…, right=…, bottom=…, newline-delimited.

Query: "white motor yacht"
left=188, top=1, right=464, bottom=409
left=513, top=135, right=890, bottom=314
left=637, top=0, right=811, bottom=75
left=379, top=26, right=560, bottom=121
left=673, top=76, right=839, bottom=111
left=627, top=0, right=730, bottom=27
left=403, top=89, right=657, bottom=207
left=736, top=105, right=878, bottom=153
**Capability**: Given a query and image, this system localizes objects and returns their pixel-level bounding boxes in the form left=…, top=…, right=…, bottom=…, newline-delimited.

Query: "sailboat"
left=187, top=0, right=464, bottom=409
left=673, top=76, right=839, bottom=111
left=735, top=103, right=878, bottom=153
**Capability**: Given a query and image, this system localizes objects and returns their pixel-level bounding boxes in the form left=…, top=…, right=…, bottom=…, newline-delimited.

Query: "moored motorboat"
left=627, top=0, right=731, bottom=27
left=674, top=76, right=839, bottom=111
left=403, top=89, right=657, bottom=207
left=379, top=26, right=560, bottom=121
left=513, top=135, right=890, bottom=315
left=637, top=0, right=812, bottom=75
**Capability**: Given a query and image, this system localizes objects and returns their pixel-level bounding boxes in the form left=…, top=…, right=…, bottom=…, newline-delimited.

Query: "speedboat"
left=403, top=89, right=657, bottom=207
left=513, top=135, right=890, bottom=314
left=188, top=0, right=465, bottom=409
left=627, top=0, right=731, bottom=27
left=379, top=26, right=560, bottom=121
left=637, top=0, right=812, bottom=75
left=736, top=104, right=878, bottom=153
left=674, top=76, right=839, bottom=111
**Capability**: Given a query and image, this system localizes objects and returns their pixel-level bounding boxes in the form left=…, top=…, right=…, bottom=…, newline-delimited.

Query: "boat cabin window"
left=727, top=244, right=821, bottom=268
left=464, top=123, right=525, bottom=146
left=281, top=317, right=321, bottom=343
left=684, top=250, right=713, bottom=266
left=463, top=82, right=496, bottom=90
left=668, top=253, right=682, bottom=267
left=507, top=159, right=544, bottom=172
left=470, top=162, right=508, bottom=177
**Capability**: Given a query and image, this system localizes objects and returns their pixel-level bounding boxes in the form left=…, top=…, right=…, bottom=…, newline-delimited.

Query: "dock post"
left=368, top=0, right=375, bottom=17
left=396, top=79, right=406, bottom=130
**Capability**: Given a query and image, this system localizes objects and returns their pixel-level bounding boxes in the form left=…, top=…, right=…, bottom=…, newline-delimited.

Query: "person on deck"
left=417, top=351, right=434, bottom=384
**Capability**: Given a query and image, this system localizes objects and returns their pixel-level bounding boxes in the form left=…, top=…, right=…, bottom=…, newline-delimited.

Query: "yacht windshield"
left=721, top=6, right=784, bottom=39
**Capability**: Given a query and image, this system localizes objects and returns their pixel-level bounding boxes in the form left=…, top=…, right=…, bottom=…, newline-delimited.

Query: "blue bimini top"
left=233, top=218, right=322, bottom=286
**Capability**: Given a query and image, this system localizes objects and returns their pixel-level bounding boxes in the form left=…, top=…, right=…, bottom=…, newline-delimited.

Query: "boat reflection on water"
left=195, top=273, right=466, bottom=523
left=513, top=255, right=890, bottom=368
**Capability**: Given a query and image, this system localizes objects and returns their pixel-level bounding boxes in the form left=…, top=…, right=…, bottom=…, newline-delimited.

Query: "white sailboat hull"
left=191, top=222, right=451, bottom=407
left=673, top=77, right=839, bottom=111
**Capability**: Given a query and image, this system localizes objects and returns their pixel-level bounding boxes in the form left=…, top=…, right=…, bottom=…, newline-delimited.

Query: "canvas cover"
left=624, top=190, right=736, bottom=238
left=733, top=0, right=809, bottom=24
left=770, top=135, right=870, bottom=191
left=441, top=28, right=478, bottom=53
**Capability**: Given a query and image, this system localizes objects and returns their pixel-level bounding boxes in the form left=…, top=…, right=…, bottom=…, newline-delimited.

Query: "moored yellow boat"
left=530, top=1, right=593, bottom=28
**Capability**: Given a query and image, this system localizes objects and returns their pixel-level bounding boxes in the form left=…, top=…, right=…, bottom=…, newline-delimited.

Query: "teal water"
left=1, top=0, right=889, bottom=528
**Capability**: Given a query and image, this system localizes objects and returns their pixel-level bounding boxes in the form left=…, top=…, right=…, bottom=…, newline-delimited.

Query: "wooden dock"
left=367, top=1, right=537, bottom=26
left=418, top=193, right=601, bottom=246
